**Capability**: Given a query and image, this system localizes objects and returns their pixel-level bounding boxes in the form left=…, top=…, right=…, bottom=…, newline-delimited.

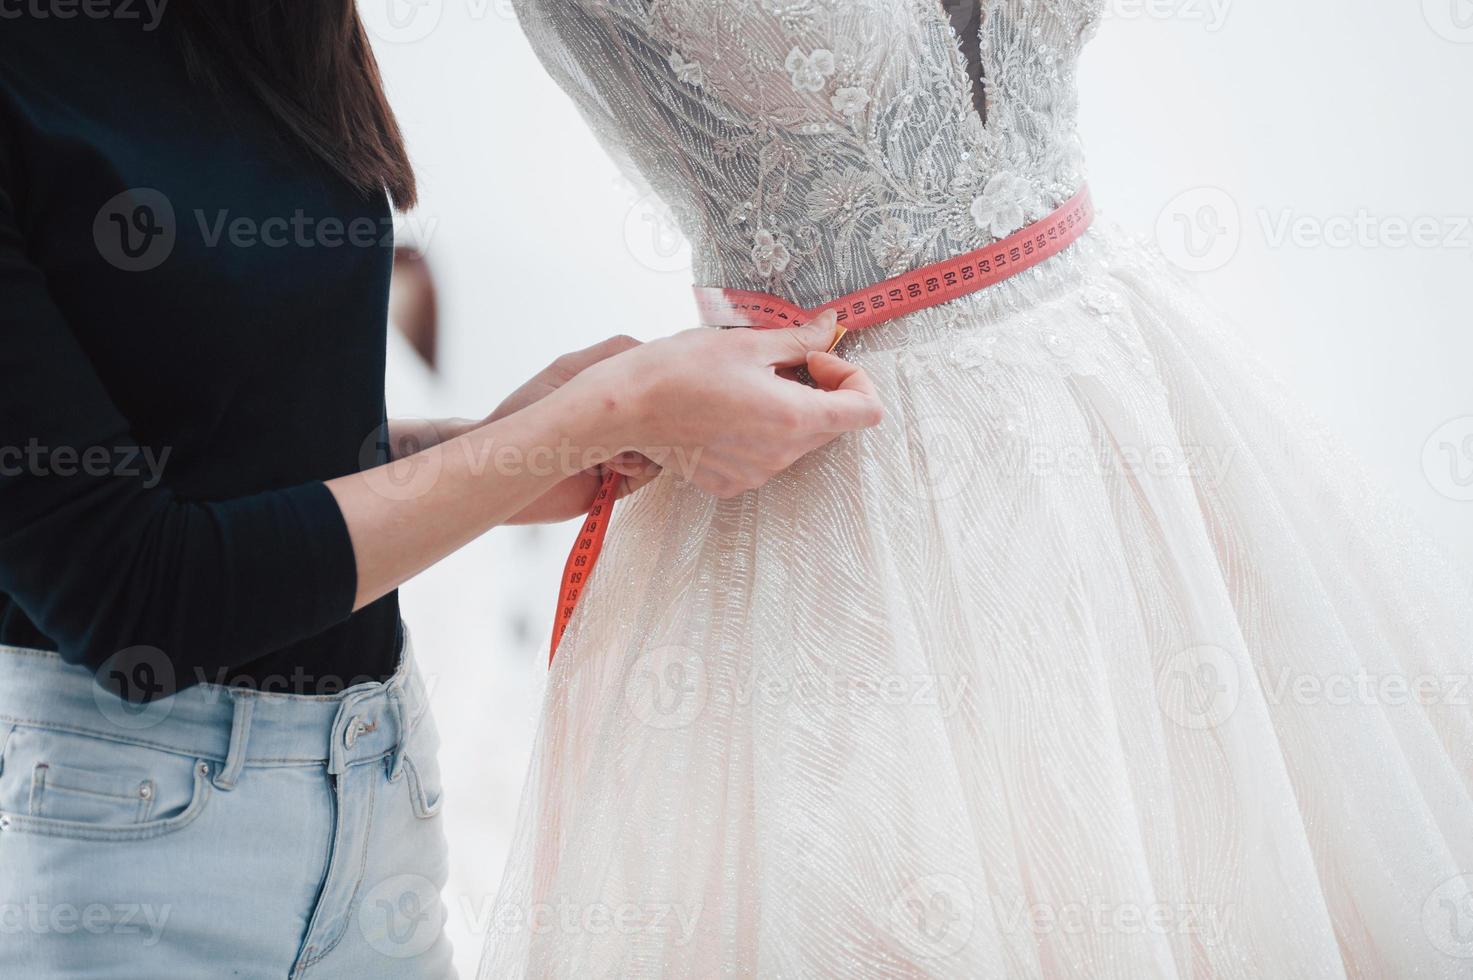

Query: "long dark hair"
left=174, top=0, right=417, bottom=210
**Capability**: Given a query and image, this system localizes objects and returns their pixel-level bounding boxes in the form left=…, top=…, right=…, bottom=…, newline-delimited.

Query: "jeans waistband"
left=0, top=636, right=429, bottom=781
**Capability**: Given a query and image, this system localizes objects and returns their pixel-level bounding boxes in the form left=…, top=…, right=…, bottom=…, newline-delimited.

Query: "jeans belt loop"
left=386, top=685, right=408, bottom=782
left=213, top=692, right=255, bottom=791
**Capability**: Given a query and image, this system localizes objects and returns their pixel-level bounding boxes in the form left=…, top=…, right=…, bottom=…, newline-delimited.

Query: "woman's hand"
left=486, top=334, right=642, bottom=425
left=491, top=335, right=662, bottom=524
left=566, top=310, right=883, bottom=499
left=329, top=309, right=883, bottom=612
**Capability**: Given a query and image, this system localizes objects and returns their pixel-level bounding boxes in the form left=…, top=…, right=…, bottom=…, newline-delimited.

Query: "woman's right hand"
left=571, top=310, right=884, bottom=499
left=329, top=310, right=882, bottom=613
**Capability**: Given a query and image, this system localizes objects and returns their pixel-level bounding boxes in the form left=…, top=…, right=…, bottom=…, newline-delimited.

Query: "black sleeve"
left=0, top=179, right=360, bottom=679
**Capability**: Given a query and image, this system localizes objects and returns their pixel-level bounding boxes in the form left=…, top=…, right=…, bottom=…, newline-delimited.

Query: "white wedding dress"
left=481, top=1, right=1473, bottom=976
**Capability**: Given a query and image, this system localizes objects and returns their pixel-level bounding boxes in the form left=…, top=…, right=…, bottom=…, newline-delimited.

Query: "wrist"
left=560, top=354, right=649, bottom=457
left=512, top=358, right=633, bottom=468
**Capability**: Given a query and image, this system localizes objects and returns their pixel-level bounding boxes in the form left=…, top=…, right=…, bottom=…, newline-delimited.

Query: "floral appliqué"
left=752, top=230, right=792, bottom=277
left=970, top=173, right=1043, bottom=240
left=830, top=86, right=871, bottom=120
left=785, top=48, right=836, bottom=93
left=668, top=51, right=704, bottom=87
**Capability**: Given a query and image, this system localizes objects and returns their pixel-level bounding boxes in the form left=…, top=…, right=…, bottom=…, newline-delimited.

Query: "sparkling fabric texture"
left=483, top=1, right=1473, bottom=976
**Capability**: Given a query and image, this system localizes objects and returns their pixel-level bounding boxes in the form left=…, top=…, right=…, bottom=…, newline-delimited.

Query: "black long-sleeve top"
left=0, top=15, right=401, bottom=692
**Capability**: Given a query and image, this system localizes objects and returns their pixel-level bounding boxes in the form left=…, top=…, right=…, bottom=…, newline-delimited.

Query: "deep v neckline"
left=941, top=0, right=988, bottom=124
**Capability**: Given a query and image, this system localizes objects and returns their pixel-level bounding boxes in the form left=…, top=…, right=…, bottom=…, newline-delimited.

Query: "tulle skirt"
left=479, top=224, right=1473, bottom=979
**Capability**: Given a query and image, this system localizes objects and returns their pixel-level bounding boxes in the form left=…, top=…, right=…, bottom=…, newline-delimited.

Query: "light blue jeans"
left=0, top=639, right=455, bottom=978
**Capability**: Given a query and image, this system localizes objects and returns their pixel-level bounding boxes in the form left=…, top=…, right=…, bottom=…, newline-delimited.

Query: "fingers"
left=757, top=310, right=841, bottom=368
left=583, top=333, right=643, bottom=361
left=797, top=353, right=885, bottom=432
left=617, top=466, right=663, bottom=497
left=606, top=451, right=660, bottom=480
left=552, top=334, right=643, bottom=381
left=805, top=350, right=877, bottom=397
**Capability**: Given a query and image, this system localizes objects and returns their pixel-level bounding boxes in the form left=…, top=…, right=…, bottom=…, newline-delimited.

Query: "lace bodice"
left=514, top=0, right=1103, bottom=308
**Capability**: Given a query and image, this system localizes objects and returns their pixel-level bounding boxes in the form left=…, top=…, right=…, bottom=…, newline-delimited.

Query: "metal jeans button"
left=345, top=716, right=375, bottom=749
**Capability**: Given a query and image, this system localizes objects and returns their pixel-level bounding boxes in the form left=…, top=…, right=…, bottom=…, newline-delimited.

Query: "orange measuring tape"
left=548, top=186, right=1096, bottom=663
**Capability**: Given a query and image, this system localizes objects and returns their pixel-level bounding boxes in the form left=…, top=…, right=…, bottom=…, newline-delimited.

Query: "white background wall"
left=365, top=2, right=1473, bottom=974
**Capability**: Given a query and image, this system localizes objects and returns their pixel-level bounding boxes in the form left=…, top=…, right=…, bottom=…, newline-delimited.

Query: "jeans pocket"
left=30, top=760, right=157, bottom=823
left=398, top=709, right=444, bottom=820
left=0, top=724, right=212, bottom=842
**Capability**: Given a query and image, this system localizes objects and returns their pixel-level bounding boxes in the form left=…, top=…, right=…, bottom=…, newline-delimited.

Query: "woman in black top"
left=0, top=4, right=881, bottom=976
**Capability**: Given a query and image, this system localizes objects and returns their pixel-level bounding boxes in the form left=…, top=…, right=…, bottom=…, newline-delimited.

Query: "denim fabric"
left=0, top=639, right=454, bottom=978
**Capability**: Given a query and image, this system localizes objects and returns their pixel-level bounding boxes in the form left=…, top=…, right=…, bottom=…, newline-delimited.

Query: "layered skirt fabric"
left=481, top=227, right=1473, bottom=979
